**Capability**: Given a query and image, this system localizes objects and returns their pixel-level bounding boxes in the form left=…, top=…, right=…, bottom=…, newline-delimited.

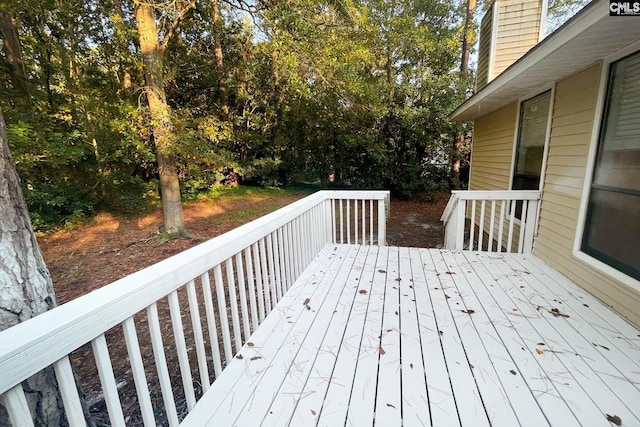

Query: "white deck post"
left=454, top=199, right=467, bottom=251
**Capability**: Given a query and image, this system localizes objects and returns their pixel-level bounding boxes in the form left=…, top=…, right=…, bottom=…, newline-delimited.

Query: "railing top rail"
left=0, top=190, right=389, bottom=394
left=451, top=190, right=541, bottom=201
left=440, top=192, right=460, bottom=224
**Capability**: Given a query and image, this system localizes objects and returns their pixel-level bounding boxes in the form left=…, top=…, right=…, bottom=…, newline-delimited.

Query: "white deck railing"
left=440, top=190, right=541, bottom=254
left=0, top=190, right=389, bottom=427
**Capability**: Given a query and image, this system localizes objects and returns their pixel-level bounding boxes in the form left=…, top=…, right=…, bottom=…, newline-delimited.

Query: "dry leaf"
left=250, top=356, right=262, bottom=361
left=445, top=271, right=456, bottom=275
left=535, top=348, right=544, bottom=355
left=305, top=305, right=311, bottom=311
left=445, top=294, right=451, bottom=299
left=247, top=342, right=255, bottom=347
left=359, top=289, right=368, bottom=295
left=438, top=330, right=444, bottom=336
left=378, top=269, right=386, bottom=273
left=593, top=343, right=610, bottom=351
left=386, top=403, right=396, bottom=409
left=311, top=410, right=317, bottom=416
left=395, top=278, right=401, bottom=281
left=606, top=414, right=622, bottom=426
left=461, top=309, right=475, bottom=314
left=510, top=370, right=517, bottom=375
left=410, top=363, right=414, bottom=369
left=236, top=354, right=244, bottom=359
left=303, top=298, right=310, bottom=306
left=549, top=308, right=569, bottom=318
left=379, top=346, right=386, bottom=355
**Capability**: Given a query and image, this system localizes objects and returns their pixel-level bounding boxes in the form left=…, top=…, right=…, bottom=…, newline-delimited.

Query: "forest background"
left=0, top=0, right=584, bottom=232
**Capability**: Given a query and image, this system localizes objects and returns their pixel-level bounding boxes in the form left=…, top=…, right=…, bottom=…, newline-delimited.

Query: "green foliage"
left=1, top=0, right=474, bottom=229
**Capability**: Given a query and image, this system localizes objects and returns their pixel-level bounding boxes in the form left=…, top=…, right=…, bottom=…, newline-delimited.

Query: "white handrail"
left=441, top=190, right=541, bottom=254
left=0, top=190, right=389, bottom=425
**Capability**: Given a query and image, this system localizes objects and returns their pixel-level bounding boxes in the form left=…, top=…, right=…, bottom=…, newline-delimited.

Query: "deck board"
left=183, top=245, right=640, bottom=426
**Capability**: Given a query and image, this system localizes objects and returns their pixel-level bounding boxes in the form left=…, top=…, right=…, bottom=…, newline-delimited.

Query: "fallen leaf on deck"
left=359, top=289, right=368, bottom=295
left=550, top=308, right=570, bottom=318
left=439, top=330, right=444, bottom=336
left=250, top=356, right=262, bottom=361
left=445, top=271, right=456, bottom=275
left=379, top=346, right=386, bottom=355
left=386, top=403, right=396, bottom=409
left=395, top=278, right=401, bottom=281
left=535, top=348, right=544, bottom=355
left=510, top=370, right=517, bottom=375
left=378, top=269, right=386, bottom=273
left=410, top=363, right=414, bottom=369
left=311, top=410, right=317, bottom=416
left=236, top=354, right=244, bottom=359
left=537, top=342, right=545, bottom=346
left=303, top=298, right=310, bottom=306
left=445, top=294, right=451, bottom=299
left=583, top=304, right=589, bottom=307
left=461, top=309, right=475, bottom=314
left=247, top=342, right=255, bottom=347
left=606, top=414, right=622, bottom=425
left=305, top=305, right=311, bottom=311
left=593, top=343, right=610, bottom=351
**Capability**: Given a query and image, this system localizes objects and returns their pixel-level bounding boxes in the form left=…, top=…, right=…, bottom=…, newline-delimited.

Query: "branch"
left=161, top=0, right=196, bottom=50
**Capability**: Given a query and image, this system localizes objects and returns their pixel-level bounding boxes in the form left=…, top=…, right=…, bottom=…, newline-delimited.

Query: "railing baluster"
left=186, top=280, right=210, bottom=391
left=488, top=201, right=496, bottom=252
left=274, top=229, right=285, bottom=298
left=280, top=226, right=292, bottom=291
left=331, top=199, right=337, bottom=243
left=377, top=198, right=386, bottom=246
left=468, top=200, right=476, bottom=250
left=200, top=274, right=223, bottom=378
left=523, top=199, right=538, bottom=254
left=147, top=302, right=180, bottom=426
left=266, top=234, right=279, bottom=307
left=369, top=199, right=374, bottom=245
left=0, top=384, right=34, bottom=427
left=346, top=200, right=351, bottom=244
left=518, top=200, right=529, bottom=253
left=225, top=258, right=243, bottom=353
left=122, top=317, right=155, bottom=426
left=167, top=290, right=196, bottom=410
left=339, top=199, right=344, bottom=243
left=235, top=253, right=251, bottom=340
left=259, top=239, right=272, bottom=313
left=362, top=199, right=366, bottom=245
left=53, top=356, right=85, bottom=427
left=507, top=200, right=516, bottom=252
left=244, top=247, right=259, bottom=332
left=477, top=200, right=486, bottom=251
left=253, top=241, right=266, bottom=321
left=92, top=334, right=126, bottom=427
left=354, top=199, right=359, bottom=244
left=497, top=200, right=506, bottom=252
left=213, top=265, right=233, bottom=364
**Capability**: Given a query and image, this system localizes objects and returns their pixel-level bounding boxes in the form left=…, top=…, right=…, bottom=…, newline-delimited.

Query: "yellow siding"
left=534, top=63, right=640, bottom=327
left=469, top=102, right=517, bottom=191
left=476, top=5, right=493, bottom=90
left=494, top=0, right=542, bottom=76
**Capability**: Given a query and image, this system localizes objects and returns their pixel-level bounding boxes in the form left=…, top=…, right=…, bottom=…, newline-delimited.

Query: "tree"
left=0, top=9, right=30, bottom=102
left=0, top=107, right=64, bottom=425
left=133, top=0, right=195, bottom=237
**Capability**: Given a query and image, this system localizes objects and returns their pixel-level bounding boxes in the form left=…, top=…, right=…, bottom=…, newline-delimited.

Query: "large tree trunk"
left=0, top=10, right=30, bottom=102
left=134, top=1, right=188, bottom=236
left=212, top=0, right=229, bottom=120
left=0, top=109, right=64, bottom=425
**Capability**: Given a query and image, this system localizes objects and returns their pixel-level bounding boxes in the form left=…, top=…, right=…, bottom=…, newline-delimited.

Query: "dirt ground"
left=36, top=191, right=449, bottom=424
left=40, top=192, right=449, bottom=304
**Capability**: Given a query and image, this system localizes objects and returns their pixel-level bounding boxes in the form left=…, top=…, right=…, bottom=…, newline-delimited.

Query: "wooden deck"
left=183, top=244, right=640, bottom=426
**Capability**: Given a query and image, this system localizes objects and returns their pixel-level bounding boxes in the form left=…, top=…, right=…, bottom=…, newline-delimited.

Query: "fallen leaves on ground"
left=606, top=414, right=622, bottom=425
left=379, top=346, right=386, bottom=355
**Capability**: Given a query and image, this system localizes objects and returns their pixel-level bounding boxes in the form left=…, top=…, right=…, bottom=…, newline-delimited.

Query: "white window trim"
left=573, top=40, right=640, bottom=292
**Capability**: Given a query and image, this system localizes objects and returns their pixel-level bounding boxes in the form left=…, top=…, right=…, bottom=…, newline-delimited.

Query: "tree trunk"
left=0, top=10, right=30, bottom=102
left=134, top=1, right=188, bottom=236
left=452, top=0, right=477, bottom=188
left=212, top=0, right=229, bottom=120
left=0, top=108, right=64, bottom=425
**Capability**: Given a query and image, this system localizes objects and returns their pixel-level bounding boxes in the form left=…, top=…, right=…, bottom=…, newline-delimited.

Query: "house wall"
left=468, top=102, right=518, bottom=191
left=534, top=63, right=640, bottom=327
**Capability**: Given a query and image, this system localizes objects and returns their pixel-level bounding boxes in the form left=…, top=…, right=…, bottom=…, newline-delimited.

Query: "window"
left=582, top=51, right=640, bottom=281
left=512, top=90, right=551, bottom=217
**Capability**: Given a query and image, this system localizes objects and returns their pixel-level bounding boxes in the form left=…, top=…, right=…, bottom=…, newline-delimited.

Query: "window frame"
left=573, top=40, right=640, bottom=292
